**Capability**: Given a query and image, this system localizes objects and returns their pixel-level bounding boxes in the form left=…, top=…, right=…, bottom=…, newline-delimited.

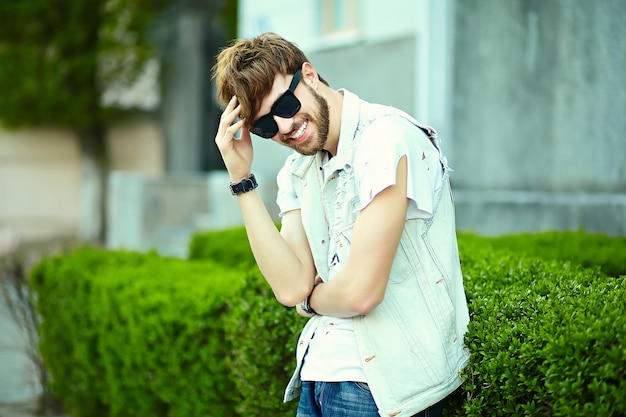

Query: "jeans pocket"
left=353, top=381, right=371, bottom=393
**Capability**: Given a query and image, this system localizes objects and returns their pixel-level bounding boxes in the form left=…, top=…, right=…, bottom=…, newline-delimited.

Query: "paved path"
left=0, top=299, right=66, bottom=417
left=0, top=400, right=56, bottom=417
left=1, top=233, right=73, bottom=416
left=0, top=296, right=41, bottom=408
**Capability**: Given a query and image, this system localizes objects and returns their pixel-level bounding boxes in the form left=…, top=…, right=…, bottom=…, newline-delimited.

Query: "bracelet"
left=229, top=174, right=258, bottom=195
left=300, top=292, right=317, bottom=315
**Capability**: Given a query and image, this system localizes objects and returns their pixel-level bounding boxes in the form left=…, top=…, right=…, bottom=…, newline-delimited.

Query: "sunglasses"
left=249, top=69, right=302, bottom=138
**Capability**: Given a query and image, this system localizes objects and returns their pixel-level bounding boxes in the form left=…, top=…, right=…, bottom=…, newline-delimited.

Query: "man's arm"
left=215, top=96, right=316, bottom=307
left=237, top=190, right=317, bottom=306
left=308, top=156, right=410, bottom=317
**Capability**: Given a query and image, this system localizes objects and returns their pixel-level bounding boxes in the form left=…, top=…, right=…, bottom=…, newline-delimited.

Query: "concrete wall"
left=308, top=35, right=417, bottom=117
left=108, top=120, right=165, bottom=174
left=451, top=0, right=626, bottom=235
left=0, top=120, right=164, bottom=243
left=106, top=171, right=278, bottom=258
left=0, top=128, right=80, bottom=241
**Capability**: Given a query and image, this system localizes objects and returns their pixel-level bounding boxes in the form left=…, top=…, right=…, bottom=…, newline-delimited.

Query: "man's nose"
left=274, top=115, right=294, bottom=135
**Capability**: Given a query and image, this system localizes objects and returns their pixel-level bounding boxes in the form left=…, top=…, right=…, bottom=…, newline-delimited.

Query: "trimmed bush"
left=458, top=230, right=626, bottom=278
left=191, top=226, right=308, bottom=415
left=188, top=227, right=626, bottom=416
left=31, top=248, right=246, bottom=417
left=449, top=243, right=626, bottom=416
left=224, top=269, right=308, bottom=416
left=30, top=228, right=626, bottom=416
left=188, top=226, right=255, bottom=268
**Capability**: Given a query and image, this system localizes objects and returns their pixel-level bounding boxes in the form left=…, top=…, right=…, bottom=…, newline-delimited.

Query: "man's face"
left=250, top=72, right=329, bottom=156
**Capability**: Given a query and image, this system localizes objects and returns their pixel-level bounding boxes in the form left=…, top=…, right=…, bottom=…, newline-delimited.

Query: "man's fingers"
left=216, top=117, right=244, bottom=148
left=216, top=98, right=244, bottom=147
left=239, top=122, right=252, bottom=143
left=228, top=118, right=245, bottom=140
left=225, top=95, right=238, bottom=111
left=218, top=97, right=241, bottom=130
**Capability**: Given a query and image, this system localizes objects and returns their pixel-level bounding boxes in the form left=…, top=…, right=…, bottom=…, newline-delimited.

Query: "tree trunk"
left=77, top=126, right=108, bottom=245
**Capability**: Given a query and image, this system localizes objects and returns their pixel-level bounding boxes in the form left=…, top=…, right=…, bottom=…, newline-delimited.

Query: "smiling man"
left=212, top=32, right=470, bottom=417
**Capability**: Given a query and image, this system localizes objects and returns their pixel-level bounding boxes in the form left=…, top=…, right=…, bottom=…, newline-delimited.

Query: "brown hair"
left=212, top=32, right=328, bottom=121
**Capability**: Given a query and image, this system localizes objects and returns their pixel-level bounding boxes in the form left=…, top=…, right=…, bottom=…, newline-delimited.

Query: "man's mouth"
left=290, top=120, right=308, bottom=140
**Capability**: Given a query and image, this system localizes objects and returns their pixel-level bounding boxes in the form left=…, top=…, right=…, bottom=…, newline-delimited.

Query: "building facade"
left=239, top=0, right=626, bottom=236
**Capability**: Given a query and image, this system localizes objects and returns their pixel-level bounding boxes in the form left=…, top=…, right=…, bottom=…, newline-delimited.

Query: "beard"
left=283, top=84, right=330, bottom=156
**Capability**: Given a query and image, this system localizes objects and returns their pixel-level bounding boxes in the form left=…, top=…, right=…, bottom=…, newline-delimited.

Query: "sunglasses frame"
left=250, top=69, right=303, bottom=138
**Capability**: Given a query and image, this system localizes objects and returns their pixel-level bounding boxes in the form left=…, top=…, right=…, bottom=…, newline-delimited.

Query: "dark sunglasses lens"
left=251, top=116, right=277, bottom=138
left=250, top=91, right=300, bottom=138
left=274, top=93, right=301, bottom=117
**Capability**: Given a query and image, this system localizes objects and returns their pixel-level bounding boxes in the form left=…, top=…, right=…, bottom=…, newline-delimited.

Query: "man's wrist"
left=300, top=290, right=318, bottom=315
left=229, top=173, right=258, bottom=195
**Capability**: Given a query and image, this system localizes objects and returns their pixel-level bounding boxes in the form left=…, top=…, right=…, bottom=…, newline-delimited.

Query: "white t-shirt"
left=299, top=117, right=443, bottom=382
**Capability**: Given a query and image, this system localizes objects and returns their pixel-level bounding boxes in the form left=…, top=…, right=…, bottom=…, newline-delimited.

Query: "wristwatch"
left=300, top=293, right=317, bottom=315
left=229, top=174, right=258, bottom=195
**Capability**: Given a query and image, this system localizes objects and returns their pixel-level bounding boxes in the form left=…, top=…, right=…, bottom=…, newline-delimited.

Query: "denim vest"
left=281, top=91, right=470, bottom=417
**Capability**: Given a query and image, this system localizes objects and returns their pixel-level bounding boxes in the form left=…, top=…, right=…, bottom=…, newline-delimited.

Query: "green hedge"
left=31, top=248, right=246, bottom=417
left=191, top=225, right=308, bottom=415
left=448, top=244, right=626, bottom=416
left=188, top=226, right=254, bottom=268
left=191, top=228, right=626, bottom=416
left=31, top=229, right=626, bottom=416
left=224, top=269, right=308, bottom=416
left=458, top=230, right=626, bottom=277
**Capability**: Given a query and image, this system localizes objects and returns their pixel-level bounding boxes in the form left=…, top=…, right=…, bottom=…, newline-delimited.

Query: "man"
left=212, top=32, right=469, bottom=417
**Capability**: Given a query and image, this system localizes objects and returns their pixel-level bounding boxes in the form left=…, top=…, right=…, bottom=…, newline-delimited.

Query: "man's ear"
left=301, top=62, right=320, bottom=90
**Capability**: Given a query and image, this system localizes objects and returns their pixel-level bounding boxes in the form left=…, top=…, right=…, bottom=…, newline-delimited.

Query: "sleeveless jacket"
left=280, top=90, right=470, bottom=417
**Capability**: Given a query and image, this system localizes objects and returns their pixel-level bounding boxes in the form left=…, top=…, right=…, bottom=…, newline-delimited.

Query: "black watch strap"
left=229, top=174, right=258, bottom=195
left=300, top=294, right=317, bottom=315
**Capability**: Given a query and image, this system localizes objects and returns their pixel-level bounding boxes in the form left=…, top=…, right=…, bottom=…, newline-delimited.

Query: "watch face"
left=230, top=174, right=257, bottom=195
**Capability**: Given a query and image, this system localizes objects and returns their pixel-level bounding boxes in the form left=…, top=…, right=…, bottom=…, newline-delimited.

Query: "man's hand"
left=295, top=275, right=324, bottom=317
left=215, top=96, right=254, bottom=182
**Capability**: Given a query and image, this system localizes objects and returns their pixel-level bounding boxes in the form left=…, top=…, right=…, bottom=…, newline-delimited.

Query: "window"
left=321, top=0, right=358, bottom=36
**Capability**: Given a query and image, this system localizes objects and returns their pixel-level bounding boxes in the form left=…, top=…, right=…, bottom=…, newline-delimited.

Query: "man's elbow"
left=274, top=283, right=313, bottom=308
left=350, top=293, right=384, bottom=316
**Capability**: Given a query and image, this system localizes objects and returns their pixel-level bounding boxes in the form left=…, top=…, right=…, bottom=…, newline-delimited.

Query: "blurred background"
left=1, top=0, right=625, bottom=258
left=0, top=0, right=624, bottom=407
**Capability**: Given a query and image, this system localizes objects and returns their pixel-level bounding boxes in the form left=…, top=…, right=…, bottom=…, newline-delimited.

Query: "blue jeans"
left=296, top=381, right=443, bottom=417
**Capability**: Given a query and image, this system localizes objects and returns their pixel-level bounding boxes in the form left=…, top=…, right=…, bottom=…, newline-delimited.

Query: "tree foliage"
left=0, top=0, right=167, bottom=129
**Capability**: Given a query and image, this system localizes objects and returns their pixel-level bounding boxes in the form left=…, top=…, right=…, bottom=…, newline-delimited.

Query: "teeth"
left=291, top=120, right=307, bottom=139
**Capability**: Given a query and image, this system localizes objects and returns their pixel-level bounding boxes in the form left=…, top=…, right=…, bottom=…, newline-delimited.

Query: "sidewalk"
left=0, top=305, right=39, bottom=398
left=0, top=400, right=35, bottom=417
left=1, top=233, right=73, bottom=417
left=0, top=303, right=67, bottom=417
left=0, top=399, right=66, bottom=417
left=0, top=299, right=47, bottom=417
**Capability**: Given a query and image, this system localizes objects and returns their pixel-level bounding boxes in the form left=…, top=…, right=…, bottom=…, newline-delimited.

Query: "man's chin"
left=294, top=146, right=317, bottom=156
left=288, top=136, right=315, bottom=155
